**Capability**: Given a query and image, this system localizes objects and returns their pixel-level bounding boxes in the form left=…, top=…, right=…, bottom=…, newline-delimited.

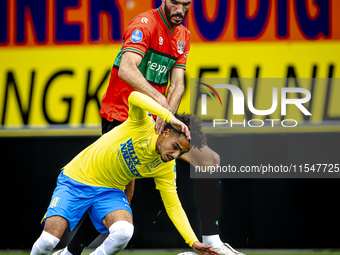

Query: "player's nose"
left=174, top=5, right=184, bottom=15
left=172, top=150, right=181, bottom=159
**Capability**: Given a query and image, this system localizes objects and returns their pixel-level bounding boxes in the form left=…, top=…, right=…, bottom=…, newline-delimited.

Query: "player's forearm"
left=119, top=63, right=167, bottom=108
left=160, top=190, right=198, bottom=247
left=166, top=82, right=184, bottom=115
left=129, top=91, right=174, bottom=122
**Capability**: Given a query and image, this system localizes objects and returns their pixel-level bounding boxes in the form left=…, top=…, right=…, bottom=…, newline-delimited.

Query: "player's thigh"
left=103, top=209, right=133, bottom=229
left=42, top=171, right=95, bottom=232
left=89, top=187, right=133, bottom=233
left=44, top=216, right=68, bottom=239
left=179, top=145, right=219, bottom=167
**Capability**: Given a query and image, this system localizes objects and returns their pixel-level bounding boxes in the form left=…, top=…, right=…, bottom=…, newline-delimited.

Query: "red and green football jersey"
left=100, top=7, right=191, bottom=122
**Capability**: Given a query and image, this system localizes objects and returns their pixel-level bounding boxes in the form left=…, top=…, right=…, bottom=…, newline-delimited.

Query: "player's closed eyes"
left=171, top=1, right=191, bottom=6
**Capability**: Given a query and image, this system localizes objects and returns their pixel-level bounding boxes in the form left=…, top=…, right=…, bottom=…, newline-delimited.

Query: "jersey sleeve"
left=154, top=166, right=198, bottom=247
left=159, top=189, right=198, bottom=247
left=128, top=91, right=174, bottom=122
left=173, top=29, right=191, bottom=70
left=121, top=15, right=154, bottom=58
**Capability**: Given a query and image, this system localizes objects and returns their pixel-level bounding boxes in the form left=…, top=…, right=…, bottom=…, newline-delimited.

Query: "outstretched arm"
left=128, top=91, right=174, bottom=122
left=159, top=190, right=198, bottom=247
left=159, top=190, right=219, bottom=255
left=128, top=91, right=190, bottom=139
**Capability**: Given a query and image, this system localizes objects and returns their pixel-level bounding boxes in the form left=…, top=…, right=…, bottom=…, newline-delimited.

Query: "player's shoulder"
left=163, top=160, right=177, bottom=173
left=175, top=25, right=191, bottom=42
left=177, top=25, right=191, bottom=35
left=129, top=9, right=159, bottom=30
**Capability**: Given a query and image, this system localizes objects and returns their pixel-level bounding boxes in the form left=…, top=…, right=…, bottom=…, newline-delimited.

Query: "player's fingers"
left=201, top=247, right=218, bottom=255
left=200, top=245, right=218, bottom=255
left=160, top=121, right=166, bottom=133
left=155, top=123, right=160, bottom=134
left=155, top=117, right=161, bottom=134
left=208, top=247, right=220, bottom=255
left=183, top=126, right=191, bottom=140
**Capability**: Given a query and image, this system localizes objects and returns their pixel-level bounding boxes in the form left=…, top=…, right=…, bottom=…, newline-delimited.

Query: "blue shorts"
left=41, top=171, right=132, bottom=234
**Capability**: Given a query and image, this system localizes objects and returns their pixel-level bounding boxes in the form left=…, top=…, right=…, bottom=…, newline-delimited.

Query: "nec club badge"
left=177, top=40, right=185, bottom=54
left=131, top=29, right=143, bottom=43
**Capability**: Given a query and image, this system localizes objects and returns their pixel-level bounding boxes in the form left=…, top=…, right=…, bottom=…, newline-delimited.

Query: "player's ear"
left=163, top=128, right=171, bottom=136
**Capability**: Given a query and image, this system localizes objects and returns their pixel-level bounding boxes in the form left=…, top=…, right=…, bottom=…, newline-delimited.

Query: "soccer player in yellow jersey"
left=31, top=91, right=219, bottom=255
left=55, top=1, right=245, bottom=255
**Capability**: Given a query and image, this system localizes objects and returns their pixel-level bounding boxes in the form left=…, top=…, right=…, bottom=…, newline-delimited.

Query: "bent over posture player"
left=54, top=0, right=244, bottom=255
left=31, top=92, right=219, bottom=255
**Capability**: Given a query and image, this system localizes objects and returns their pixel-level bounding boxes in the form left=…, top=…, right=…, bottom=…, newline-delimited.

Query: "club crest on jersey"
left=177, top=40, right=185, bottom=54
left=131, top=29, right=143, bottom=43
left=149, top=158, right=162, bottom=169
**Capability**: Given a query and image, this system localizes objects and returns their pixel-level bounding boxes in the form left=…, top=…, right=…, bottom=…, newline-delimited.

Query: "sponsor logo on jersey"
left=141, top=17, right=148, bottom=23
left=131, top=29, right=143, bottom=43
left=147, top=61, right=169, bottom=75
left=50, top=197, right=60, bottom=208
left=159, top=37, right=163, bottom=45
left=120, top=138, right=142, bottom=177
left=177, top=40, right=185, bottom=54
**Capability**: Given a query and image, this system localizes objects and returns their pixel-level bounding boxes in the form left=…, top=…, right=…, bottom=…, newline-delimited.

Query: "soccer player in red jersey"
left=52, top=1, right=244, bottom=255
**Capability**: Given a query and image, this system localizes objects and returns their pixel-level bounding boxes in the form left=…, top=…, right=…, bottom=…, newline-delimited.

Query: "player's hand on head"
left=192, top=241, right=220, bottom=255
left=155, top=116, right=167, bottom=134
left=169, top=117, right=191, bottom=140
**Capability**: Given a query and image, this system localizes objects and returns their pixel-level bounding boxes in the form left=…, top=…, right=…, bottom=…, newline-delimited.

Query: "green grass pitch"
left=1, top=251, right=340, bottom=255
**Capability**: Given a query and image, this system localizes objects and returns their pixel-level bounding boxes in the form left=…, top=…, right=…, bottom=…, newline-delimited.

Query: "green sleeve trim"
left=173, top=64, right=186, bottom=69
left=122, top=47, right=145, bottom=57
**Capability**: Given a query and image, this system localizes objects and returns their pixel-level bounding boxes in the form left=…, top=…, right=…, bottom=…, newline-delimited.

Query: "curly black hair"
left=163, top=113, right=207, bottom=150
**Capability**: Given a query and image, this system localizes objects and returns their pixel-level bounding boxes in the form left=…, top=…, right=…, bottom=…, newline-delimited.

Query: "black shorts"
left=101, top=117, right=123, bottom=134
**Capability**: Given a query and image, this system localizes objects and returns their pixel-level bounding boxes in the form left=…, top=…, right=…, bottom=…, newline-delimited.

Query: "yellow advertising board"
left=1, top=42, right=339, bottom=130
left=0, top=45, right=120, bottom=127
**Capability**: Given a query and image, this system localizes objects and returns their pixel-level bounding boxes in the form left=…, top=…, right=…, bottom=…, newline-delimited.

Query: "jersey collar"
left=157, top=7, right=176, bottom=34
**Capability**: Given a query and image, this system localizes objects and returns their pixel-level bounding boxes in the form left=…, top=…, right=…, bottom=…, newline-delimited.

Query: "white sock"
left=202, top=234, right=224, bottom=248
left=90, top=221, right=134, bottom=255
left=60, top=247, right=73, bottom=255
left=31, top=231, right=60, bottom=255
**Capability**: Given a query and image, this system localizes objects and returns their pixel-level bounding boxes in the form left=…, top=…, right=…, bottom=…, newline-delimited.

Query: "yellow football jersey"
left=63, top=91, right=198, bottom=247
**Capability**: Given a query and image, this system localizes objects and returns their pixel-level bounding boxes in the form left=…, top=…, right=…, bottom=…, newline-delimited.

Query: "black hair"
left=163, top=113, right=207, bottom=150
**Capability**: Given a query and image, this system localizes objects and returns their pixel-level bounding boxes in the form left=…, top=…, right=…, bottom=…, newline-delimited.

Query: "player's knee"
left=105, top=221, right=134, bottom=255
left=109, top=220, right=134, bottom=247
left=31, top=231, right=60, bottom=255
